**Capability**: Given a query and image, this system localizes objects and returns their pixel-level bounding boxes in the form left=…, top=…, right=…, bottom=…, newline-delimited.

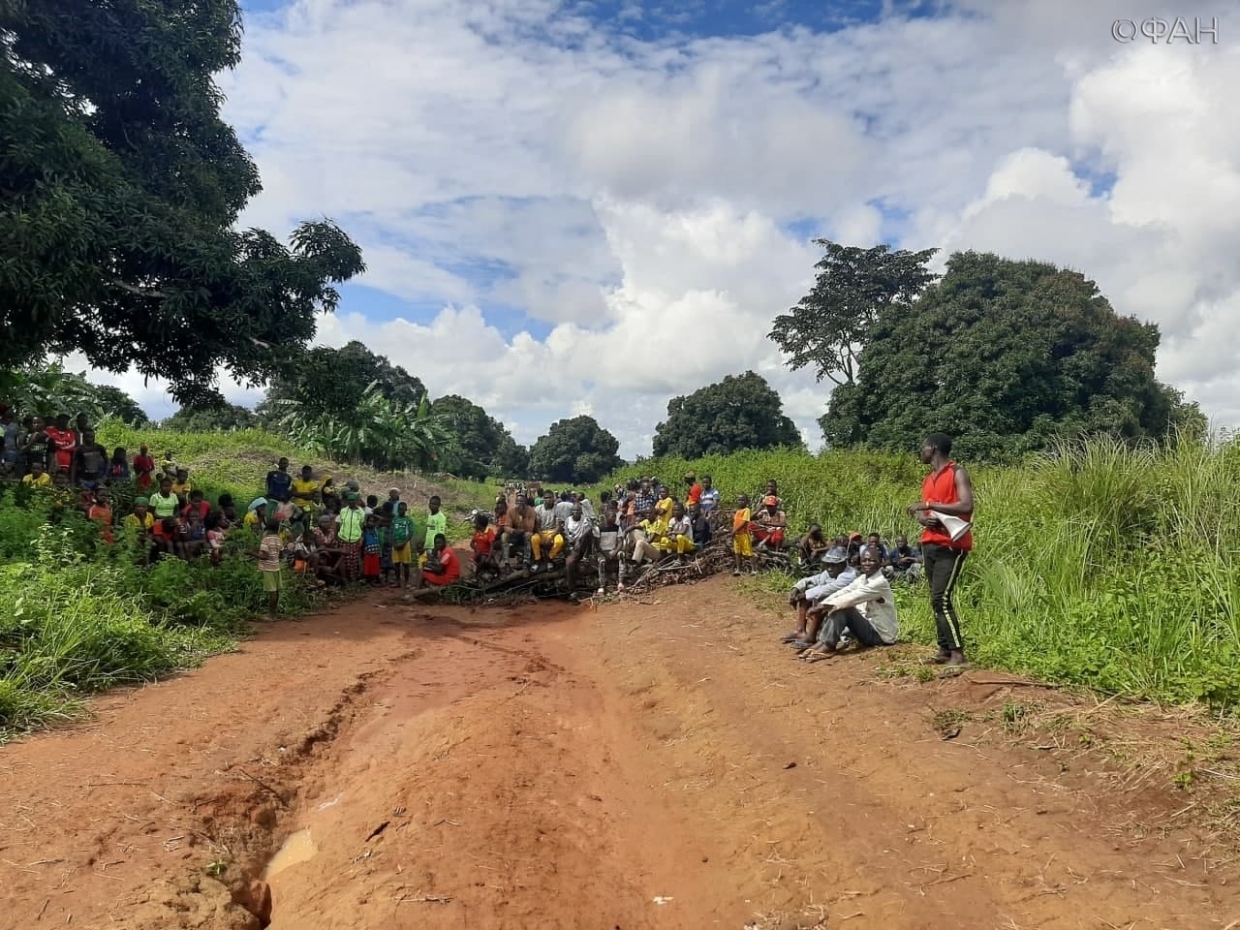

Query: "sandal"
left=805, top=648, right=836, bottom=663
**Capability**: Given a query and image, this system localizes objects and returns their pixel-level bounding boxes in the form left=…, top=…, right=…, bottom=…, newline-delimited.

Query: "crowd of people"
left=4, top=410, right=976, bottom=664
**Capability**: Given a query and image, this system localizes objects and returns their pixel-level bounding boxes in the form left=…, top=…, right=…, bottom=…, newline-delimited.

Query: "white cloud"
left=60, top=0, right=1240, bottom=459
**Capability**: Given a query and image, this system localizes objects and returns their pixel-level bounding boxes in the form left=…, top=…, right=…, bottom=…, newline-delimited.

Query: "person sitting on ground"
left=423, top=494, right=447, bottom=559
left=732, top=494, right=755, bottom=576
left=152, top=516, right=177, bottom=559
left=470, top=511, right=499, bottom=578
left=531, top=493, right=565, bottom=571
left=171, top=467, right=193, bottom=504
left=21, top=459, right=51, bottom=489
left=552, top=490, right=574, bottom=525
left=639, top=504, right=672, bottom=557
left=800, top=548, right=899, bottom=662
left=273, top=492, right=304, bottom=542
left=266, top=457, right=293, bottom=502
left=596, top=506, right=626, bottom=595
left=667, top=501, right=695, bottom=564
left=206, top=513, right=227, bottom=565
left=245, top=497, right=268, bottom=533
left=797, top=525, right=830, bottom=566
left=124, top=496, right=156, bottom=563
left=88, top=489, right=115, bottom=544
left=183, top=489, right=211, bottom=522
left=311, top=515, right=346, bottom=583
left=74, top=429, right=108, bottom=489
left=845, top=532, right=863, bottom=565
left=217, top=493, right=238, bottom=529
left=150, top=477, right=181, bottom=522
left=689, top=501, right=712, bottom=549
left=888, top=534, right=922, bottom=581
left=421, top=533, right=461, bottom=587
left=783, top=546, right=856, bottom=649
left=761, top=479, right=782, bottom=509
left=572, top=490, right=596, bottom=522
left=292, top=465, right=321, bottom=514
left=753, top=495, right=787, bottom=551
left=389, top=501, right=416, bottom=588
left=563, top=502, right=597, bottom=591
left=107, top=447, right=130, bottom=483
left=861, top=532, right=889, bottom=567
left=183, top=509, right=207, bottom=559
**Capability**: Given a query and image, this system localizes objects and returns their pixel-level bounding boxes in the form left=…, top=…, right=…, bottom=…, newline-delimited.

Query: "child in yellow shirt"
left=732, top=493, right=754, bottom=576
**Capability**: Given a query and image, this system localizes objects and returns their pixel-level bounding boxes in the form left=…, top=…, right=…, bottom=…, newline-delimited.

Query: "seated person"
left=183, top=489, right=211, bottom=522
left=470, top=512, right=499, bottom=576
left=666, top=502, right=695, bottom=563
left=796, top=525, right=830, bottom=566
left=310, top=515, right=346, bottom=583
left=761, top=479, right=782, bottom=509
left=801, top=548, right=899, bottom=662
left=638, top=506, right=671, bottom=560
left=861, top=532, right=889, bottom=567
left=421, top=533, right=461, bottom=587
left=530, top=495, right=564, bottom=570
left=783, top=547, right=856, bottom=648
left=22, top=460, right=51, bottom=488
left=595, top=507, right=626, bottom=594
left=171, top=467, right=193, bottom=503
left=752, top=495, right=787, bottom=550
left=505, top=494, right=537, bottom=567
left=562, top=502, right=597, bottom=591
left=888, top=534, right=922, bottom=580
left=689, top=502, right=711, bottom=549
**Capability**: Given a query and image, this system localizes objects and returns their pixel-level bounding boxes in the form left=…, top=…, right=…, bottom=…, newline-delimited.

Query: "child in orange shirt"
left=470, top=512, right=498, bottom=576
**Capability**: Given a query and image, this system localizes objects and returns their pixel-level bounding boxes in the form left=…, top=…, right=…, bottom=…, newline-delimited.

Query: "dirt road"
left=1, top=578, right=1236, bottom=930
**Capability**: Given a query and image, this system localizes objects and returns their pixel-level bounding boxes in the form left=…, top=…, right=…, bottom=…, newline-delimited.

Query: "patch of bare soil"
left=2, top=579, right=1239, bottom=929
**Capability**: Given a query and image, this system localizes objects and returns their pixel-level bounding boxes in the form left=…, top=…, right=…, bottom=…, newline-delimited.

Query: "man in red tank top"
left=907, top=433, right=974, bottom=667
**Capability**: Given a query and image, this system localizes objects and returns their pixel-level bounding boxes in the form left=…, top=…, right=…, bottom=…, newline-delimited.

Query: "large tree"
left=770, top=240, right=939, bottom=386
left=161, top=402, right=256, bottom=432
left=821, top=252, right=1206, bottom=459
left=529, top=416, right=623, bottom=485
left=257, top=342, right=426, bottom=425
left=431, top=394, right=528, bottom=480
left=652, top=371, right=803, bottom=459
left=0, top=0, right=364, bottom=406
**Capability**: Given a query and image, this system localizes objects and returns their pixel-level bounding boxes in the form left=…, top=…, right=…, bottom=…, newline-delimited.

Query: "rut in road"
left=0, top=579, right=1236, bottom=930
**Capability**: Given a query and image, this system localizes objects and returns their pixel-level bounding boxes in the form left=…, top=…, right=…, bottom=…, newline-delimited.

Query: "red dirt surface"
left=2, top=577, right=1238, bottom=929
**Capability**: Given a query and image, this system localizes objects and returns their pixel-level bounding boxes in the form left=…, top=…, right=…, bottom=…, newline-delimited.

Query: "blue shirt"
left=266, top=469, right=293, bottom=501
left=699, top=487, right=720, bottom=513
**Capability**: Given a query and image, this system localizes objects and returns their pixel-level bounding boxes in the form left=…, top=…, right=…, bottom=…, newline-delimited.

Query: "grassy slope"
left=0, top=426, right=497, bottom=740
left=602, top=439, right=1240, bottom=707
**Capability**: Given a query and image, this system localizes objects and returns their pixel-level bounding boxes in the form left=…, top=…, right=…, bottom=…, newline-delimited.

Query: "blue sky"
left=89, top=0, right=1237, bottom=457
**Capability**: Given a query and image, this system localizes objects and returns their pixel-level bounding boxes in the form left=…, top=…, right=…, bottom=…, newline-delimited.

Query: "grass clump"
left=609, top=436, right=1240, bottom=708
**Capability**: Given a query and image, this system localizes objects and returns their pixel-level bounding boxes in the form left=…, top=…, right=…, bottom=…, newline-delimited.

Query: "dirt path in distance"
left=1, top=577, right=1237, bottom=929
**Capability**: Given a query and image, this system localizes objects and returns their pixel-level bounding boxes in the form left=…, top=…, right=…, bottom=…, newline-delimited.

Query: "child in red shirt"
left=421, top=533, right=460, bottom=587
left=470, top=512, right=497, bottom=575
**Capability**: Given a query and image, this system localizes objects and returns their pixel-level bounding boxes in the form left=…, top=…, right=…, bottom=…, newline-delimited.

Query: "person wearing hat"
left=783, top=546, right=856, bottom=648
left=800, top=547, right=899, bottom=663
left=752, top=494, right=787, bottom=551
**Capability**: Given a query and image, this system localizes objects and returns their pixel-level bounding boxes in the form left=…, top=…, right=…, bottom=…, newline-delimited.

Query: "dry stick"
left=236, top=768, right=289, bottom=809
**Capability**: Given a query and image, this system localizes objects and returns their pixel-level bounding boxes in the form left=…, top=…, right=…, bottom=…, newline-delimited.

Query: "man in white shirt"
left=563, top=502, right=597, bottom=592
left=783, top=547, right=855, bottom=649
left=802, top=549, right=898, bottom=662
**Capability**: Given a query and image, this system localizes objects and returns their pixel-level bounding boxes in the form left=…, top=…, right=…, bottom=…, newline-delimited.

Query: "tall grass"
left=606, top=437, right=1240, bottom=707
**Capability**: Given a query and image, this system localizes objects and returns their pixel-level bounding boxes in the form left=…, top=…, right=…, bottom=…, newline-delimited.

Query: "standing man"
left=907, top=433, right=973, bottom=667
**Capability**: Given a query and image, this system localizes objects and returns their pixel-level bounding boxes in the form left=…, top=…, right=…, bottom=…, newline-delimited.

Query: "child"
left=88, top=489, right=115, bottom=544
left=423, top=495, right=447, bottom=558
left=206, top=513, right=226, bottom=564
left=389, top=501, right=416, bottom=589
left=124, top=497, right=156, bottom=564
left=420, top=533, right=460, bottom=587
left=107, top=447, right=130, bottom=483
left=21, top=460, right=51, bottom=488
left=732, top=494, right=755, bottom=577
left=470, top=512, right=497, bottom=577
left=183, top=489, right=210, bottom=522
left=361, top=514, right=382, bottom=584
left=153, top=517, right=177, bottom=559
left=133, top=444, right=156, bottom=492
left=184, top=510, right=206, bottom=559
left=378, top=512, right=394, bottom=585
left=255, top=517, right=284, bottom=621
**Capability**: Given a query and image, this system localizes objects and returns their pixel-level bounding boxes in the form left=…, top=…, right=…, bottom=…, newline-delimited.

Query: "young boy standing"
left=256, top=517, right=285, bottom=621
left=389, top=502, right=416, bottom=588
left=423, top=495, right=448, bottom=558
left=732, top=493, right=754, bottom=576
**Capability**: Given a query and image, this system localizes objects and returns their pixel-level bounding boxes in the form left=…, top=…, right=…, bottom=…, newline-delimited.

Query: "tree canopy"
left=161, top=402, right=256, bottom=432
left=820, top=252, right=1207, bottom=460
left=529, top=416, right=623, bottom=485
left=652, top=371, right=803, bottom=459
left=257, top=342, right=426, bottom=425
left=0, top=0, right=364, bottom=406
left=0, top=365, right=147, bottom=425
left=430, top=395, right=528, bottom=480
left=770, top=240, right=938, bottom=386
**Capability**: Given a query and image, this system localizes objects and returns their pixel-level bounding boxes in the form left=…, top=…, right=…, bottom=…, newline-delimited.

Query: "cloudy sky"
left=79, top=0, right=1237, bottom=459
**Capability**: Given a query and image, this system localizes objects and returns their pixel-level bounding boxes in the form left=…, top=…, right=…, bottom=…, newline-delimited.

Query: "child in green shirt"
left=424, top=495, right=448, bottom=557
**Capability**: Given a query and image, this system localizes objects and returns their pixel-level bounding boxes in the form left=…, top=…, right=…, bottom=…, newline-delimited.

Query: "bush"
left=607, top=437, right=1240, bottom=707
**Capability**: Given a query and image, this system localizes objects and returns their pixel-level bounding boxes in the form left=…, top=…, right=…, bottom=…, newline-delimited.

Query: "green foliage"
left=257, top=341, right=425, bottom=426
left=529, top=415, right=623, bottom=485
left=771, top=240, right=938, bottom=386
left=161, top=402, right=257, bottom=432
left=0, top=0, right=365, bottom=405
left=820, top=252, right=1205, bottom=460
left=430, top=394, right=528, bottom=480
left=0, top=365, right=147, bottom=424
left=652, top=371, right=804, bottom=459
left=604, top=435, right=1240, bottom=707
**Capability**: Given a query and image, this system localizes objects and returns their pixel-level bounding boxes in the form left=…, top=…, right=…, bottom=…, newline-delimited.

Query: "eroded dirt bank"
left=2, top=579, right=1237, bottom=929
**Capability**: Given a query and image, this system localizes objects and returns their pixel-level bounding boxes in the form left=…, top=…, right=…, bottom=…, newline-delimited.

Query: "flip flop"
left=805, top=649, right=836, bottom=663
